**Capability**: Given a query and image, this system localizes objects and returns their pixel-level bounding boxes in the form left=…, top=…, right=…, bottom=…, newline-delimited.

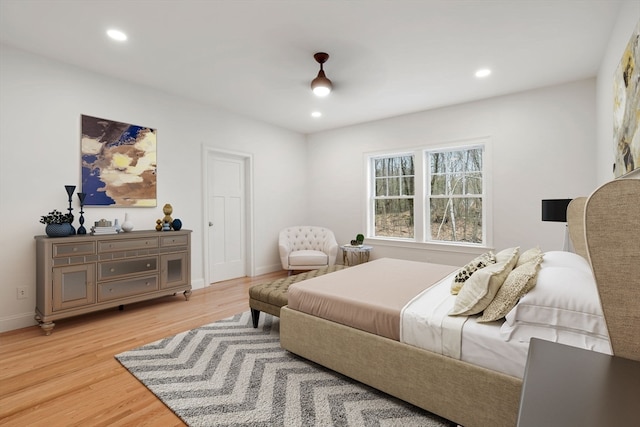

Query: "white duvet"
left=401, top=271, right=529, bottom=378
left=399, top=251, right=613, bottom=379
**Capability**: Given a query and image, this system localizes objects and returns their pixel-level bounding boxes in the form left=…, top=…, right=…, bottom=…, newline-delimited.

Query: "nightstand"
left=517, top=338, right=640, bottom=427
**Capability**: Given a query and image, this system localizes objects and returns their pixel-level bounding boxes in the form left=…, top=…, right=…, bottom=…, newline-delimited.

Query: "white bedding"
left=401, top=272, right=529, bottom=377
left=400, top=251, right=613, bottom=379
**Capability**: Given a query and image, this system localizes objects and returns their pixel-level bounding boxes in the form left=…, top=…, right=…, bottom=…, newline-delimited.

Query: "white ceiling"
left=0, top=0, right=624, bottom=134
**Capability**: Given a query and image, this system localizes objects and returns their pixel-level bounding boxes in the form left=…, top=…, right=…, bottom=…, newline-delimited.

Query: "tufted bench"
left=249, top=265, right=348, bottom=327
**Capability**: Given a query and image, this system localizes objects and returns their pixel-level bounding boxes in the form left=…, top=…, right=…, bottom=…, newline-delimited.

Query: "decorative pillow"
left=451, top=252, right=497, bottom=294
left=516, top=247, right=543, bottom=268
left=449, top=250, right=519, bottom=316
left=495, top=246, right=520, bottom=264
left=478, top=257, right=542, bottom=322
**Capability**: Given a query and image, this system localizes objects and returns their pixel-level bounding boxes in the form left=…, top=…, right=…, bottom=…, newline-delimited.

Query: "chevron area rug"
left=116, top=311, right=455, bottom=426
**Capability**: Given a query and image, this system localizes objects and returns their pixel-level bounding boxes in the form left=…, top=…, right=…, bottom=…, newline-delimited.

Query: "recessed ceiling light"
left=311, top=111, right=322, bottom=118
left=107, top=29, right=127, bottom=42
left=475, top=69, right=491, bottom=78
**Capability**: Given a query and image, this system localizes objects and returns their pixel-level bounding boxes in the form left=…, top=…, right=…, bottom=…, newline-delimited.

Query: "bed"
left=279, top=178, right=639, bottom=427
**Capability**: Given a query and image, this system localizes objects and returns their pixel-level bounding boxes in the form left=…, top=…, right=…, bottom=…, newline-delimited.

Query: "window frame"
left=365, top=138, right=492, bottom=251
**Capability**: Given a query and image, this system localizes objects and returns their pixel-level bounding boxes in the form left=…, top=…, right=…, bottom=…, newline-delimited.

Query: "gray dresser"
left=35, top=229, right=191, bottom=335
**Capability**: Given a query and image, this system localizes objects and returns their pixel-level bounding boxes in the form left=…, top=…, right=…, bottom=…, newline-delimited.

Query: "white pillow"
left=503, top=262, right=609, bottom=337
left=540, top=250, right=591, bottom=273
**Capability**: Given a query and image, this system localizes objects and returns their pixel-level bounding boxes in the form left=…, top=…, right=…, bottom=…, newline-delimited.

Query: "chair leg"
left=250, top=308, right=260, bottom=328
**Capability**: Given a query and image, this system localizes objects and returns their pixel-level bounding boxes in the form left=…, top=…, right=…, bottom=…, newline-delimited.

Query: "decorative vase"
left=46, top=223, right=73, bottom=237
left=171, top=218, right=182, bottom=231
left=121, top=213, right=134, bottom=232
left=162, top=203, right=173, bottom=226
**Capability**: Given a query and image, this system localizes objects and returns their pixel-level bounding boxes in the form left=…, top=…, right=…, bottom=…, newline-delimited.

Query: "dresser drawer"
left=98, top=256, right=157, bottom=280
left=98, top=237, right=158, bottom=253
left=53, top=241, right=96, bottom=258
left=160, top=234, right=189, bottom=247
left=98, top=276, right=158, bottom=302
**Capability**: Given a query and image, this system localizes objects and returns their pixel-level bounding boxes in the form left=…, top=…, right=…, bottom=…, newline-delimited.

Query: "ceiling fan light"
left=311, top=71, right=332, bottom=97
left=311, top=52, right=332, bottom=97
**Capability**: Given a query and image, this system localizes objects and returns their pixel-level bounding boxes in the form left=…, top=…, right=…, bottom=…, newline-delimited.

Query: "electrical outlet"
left=16, top=287, right=28, bottom=300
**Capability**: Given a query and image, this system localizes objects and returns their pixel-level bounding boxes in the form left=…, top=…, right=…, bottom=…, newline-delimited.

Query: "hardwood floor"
left=0, top=271, right=287, bottom=427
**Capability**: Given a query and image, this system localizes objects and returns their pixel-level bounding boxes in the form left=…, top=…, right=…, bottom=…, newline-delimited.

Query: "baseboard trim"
left=0, top=311, right=38, bottom=333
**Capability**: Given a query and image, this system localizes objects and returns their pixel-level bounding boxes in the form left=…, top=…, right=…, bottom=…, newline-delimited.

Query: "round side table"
left=340, top=244, right=373, bottom=266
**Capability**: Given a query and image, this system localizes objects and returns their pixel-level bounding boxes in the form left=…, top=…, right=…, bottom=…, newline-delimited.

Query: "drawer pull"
left=73, top=247, right=78, bottom=252
left=146, top=263, right=151, bottom=268
left=110, top=268, right=115, bottom=273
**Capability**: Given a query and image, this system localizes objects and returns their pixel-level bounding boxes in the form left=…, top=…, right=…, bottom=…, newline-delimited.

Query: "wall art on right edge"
left=613, top=21, right=640, bottom=178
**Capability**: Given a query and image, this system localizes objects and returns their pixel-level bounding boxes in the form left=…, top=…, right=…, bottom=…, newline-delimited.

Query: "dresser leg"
left=183, top=289, right=192, bottom=301
left=39, top=321, right=55, bottom=336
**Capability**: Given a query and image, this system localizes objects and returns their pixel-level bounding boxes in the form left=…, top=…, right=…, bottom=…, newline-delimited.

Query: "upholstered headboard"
left=567, top=197, right=588, bottom=259
left=584, top=178, right=640, bottom=361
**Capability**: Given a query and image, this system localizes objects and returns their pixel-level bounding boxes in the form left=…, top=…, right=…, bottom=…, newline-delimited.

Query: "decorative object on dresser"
left=76, top=192, right=87, bottom=234
left=121, top=212, right=134, bottom=232
left=162, top=203, right=173, bottom=229
left=90, top=219, right=118, bottom=235
left=34, top=229, right=192, bottom=335
left=171, top=218, right=182, bottom=231
left=39, top=209, right=73, bottom=237
left=64, top=185, right=76, bottom=235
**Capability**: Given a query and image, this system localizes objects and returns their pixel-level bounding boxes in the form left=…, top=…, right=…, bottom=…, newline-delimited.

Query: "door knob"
left=208, top=222, right=213, bottom=227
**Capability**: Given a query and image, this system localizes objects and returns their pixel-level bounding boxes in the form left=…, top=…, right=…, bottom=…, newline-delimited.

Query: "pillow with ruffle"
left=450, top=248, right=519, bottom=316
left=478, top=256, right=542, bottom=322
left=450, top=251, right=497, bottom=295
left=515, top=247, right=542, bottom=268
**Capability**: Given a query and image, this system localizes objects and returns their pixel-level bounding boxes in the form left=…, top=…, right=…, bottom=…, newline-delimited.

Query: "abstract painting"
left=613, top=21, right=640, bottom=178
left=81, top=115, right=157, bottom=206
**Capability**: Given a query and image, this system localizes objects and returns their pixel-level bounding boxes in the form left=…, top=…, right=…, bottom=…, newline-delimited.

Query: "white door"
left=207, top=153, right=246, bottom=283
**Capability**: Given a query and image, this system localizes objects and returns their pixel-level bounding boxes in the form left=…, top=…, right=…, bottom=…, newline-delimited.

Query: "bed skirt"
left=280, top=306, right=522, bottom=427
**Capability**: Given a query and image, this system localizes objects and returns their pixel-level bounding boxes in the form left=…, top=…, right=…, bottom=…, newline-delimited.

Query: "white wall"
left=307, top=79, right=598, bottom=266
left=596, top=1, right=640, bottom=184
left=0, top=45, right=308, bottom=332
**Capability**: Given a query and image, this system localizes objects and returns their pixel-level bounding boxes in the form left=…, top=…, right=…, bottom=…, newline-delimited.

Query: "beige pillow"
left=450, top=252, right=497, bottom=295
left=478, top=257, right=542, bottom=322
left=450, top=249, right=519, bottom=316
left=495, top=246, right=520, bottom=264
left=516, top=247, right=543, bottom=268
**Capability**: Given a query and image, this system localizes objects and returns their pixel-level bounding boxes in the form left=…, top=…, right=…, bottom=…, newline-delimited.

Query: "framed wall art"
left=81, top=115, right=157, bottom=206
left=613, top=21, right=640, bottom=178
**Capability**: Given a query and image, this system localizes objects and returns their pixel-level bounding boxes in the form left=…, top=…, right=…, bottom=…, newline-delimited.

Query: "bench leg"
left=250, top=308, right=260, bottom=328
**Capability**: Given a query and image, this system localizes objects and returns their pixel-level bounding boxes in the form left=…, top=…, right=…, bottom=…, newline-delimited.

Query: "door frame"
left=201, top=146, right=255, bottom=285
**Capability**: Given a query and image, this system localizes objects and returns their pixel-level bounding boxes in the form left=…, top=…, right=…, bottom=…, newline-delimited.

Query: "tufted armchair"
left=279, top=226, right=339, bottom=272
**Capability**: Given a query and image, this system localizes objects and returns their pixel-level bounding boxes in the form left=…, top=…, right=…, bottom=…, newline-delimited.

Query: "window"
left=368, top=142, right=486, bottom=246
left=372, top=155, right=415, bottom=238
left=428, top=147, right=483, bottom=244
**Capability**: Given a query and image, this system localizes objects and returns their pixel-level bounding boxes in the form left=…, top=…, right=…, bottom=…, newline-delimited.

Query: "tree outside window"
left=372, top=155, right=414, bottom=238
left=368, top=144, right=485, bottom=245
left=428, top=147, right=483, bottom=244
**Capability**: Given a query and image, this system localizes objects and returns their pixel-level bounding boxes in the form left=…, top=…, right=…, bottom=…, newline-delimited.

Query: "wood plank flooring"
left=0, top=271, right=287, bottom=427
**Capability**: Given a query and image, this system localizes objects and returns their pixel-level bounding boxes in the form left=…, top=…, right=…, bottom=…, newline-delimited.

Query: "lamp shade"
left=541, top=199, right=572, bottom=222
